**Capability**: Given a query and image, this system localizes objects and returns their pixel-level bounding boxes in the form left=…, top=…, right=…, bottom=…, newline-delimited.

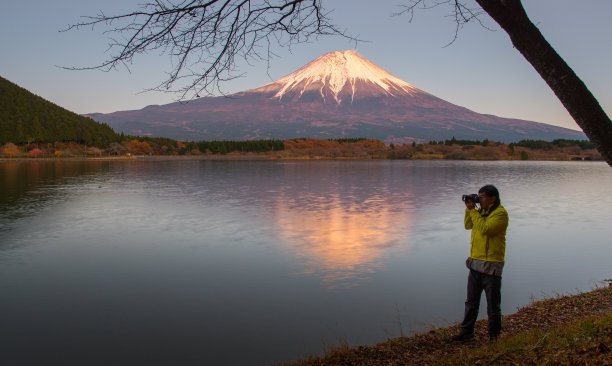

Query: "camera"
left=462, top=194, right=479, bottom=203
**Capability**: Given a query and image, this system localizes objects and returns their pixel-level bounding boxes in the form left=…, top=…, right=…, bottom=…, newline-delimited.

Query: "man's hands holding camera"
left=462, top=194, right=479, bottom=210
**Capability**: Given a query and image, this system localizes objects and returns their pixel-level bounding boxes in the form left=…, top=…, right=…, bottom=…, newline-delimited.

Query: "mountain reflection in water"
left=272, top=195, right=411, bottom=288
left=2, top=159, right=612, bottom=366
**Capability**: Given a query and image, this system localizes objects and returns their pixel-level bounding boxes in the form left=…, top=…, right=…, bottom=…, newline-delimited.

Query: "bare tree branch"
left=394, top=0, right=492, bottom=46
left=397, top=0, right=612, bottom=167
left=63, top=0, right=351, bottom=100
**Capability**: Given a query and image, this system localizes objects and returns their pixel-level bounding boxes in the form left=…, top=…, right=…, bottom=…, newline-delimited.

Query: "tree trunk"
left=475, top=0, right=612, bottom=166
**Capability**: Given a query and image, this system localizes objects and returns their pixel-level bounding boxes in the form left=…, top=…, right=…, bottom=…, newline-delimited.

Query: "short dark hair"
left=479, top=185, right=500, bottom=213
left=478, top=184, right=500, bottom=202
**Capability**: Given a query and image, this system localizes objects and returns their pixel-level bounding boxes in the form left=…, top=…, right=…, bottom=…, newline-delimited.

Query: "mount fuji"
left=88, top=50, right=585, bottom=142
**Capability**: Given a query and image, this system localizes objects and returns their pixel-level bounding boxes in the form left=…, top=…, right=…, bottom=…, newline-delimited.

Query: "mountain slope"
left=88, top=50, right=585, bottom=143
left=0, top=76, right=119, bottom=147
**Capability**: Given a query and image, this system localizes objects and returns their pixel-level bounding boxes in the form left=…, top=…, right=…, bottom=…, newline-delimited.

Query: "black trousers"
left=459, top=269, right=502, bottom=336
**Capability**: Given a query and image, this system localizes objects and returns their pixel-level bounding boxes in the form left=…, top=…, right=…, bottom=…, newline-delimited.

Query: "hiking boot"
left=450, top=333, right=474, bottom=342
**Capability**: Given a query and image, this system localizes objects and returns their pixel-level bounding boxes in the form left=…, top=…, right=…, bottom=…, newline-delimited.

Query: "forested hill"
left=0, top=76, right=119, bottom=147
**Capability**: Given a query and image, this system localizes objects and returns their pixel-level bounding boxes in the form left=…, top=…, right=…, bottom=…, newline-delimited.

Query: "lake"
left=1, top=159, right=611, bottom=365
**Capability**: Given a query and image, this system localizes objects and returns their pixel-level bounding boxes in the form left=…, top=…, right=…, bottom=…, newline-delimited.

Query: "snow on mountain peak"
left=258, top=50, right=419, bottom=103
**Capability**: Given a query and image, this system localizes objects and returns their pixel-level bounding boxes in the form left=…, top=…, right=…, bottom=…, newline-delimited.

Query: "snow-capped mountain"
left=253, top=50, right=419, bottom=104
left=88, top=50, right=585, bottom=142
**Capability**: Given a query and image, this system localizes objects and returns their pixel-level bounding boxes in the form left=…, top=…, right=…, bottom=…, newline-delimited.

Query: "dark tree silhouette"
left=68, top=0, right=612, bottom=166
left=402, top=0, right=612, bottom=166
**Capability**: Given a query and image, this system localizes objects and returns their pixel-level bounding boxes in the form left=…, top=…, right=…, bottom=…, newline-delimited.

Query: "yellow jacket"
left=464, top=204, right=508, bottom=262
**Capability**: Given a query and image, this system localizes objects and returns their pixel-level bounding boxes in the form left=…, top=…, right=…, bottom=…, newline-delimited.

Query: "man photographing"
left=452, top=185, right=509, bottom=343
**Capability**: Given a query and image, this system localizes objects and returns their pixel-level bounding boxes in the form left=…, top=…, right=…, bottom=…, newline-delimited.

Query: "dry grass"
left=279, top=285, right=612, bottom=365
left=435, top=314, right=612, bottom=365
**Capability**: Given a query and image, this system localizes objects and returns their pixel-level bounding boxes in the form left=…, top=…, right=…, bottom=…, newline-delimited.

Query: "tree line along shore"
left=0, top=137, right=602, bottom=161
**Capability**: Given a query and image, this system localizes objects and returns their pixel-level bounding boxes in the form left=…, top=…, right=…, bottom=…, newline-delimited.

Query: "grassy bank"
left=281, top=284, right=612, bottom=365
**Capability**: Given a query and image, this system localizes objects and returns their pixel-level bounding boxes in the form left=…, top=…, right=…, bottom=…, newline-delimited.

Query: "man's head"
left=478, top=185, right=500, bottom=211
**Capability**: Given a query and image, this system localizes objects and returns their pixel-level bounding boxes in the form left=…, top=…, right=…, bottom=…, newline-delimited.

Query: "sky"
left=1, top=0, right=611, bottom=132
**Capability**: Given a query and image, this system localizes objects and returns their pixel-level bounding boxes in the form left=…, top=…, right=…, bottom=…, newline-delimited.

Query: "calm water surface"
left=1, top=159, right=611, bottom=365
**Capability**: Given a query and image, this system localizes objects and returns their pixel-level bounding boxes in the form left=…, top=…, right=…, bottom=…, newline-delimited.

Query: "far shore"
left=0, top=154, right=605, bottom=163
left=0, top=155, right=270, bottom=162
left=2, top=138, right=601, bottom=162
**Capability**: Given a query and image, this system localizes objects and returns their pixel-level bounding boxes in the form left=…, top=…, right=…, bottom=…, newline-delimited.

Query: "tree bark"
left=475, top=0, right=612, bottom=166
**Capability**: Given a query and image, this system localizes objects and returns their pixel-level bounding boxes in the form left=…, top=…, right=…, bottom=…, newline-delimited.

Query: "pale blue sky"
left=1, top=0, right=610, bottom=131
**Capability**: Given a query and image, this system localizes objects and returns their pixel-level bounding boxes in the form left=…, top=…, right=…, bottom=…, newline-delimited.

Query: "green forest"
left=0, top=76, right=120, bottom=147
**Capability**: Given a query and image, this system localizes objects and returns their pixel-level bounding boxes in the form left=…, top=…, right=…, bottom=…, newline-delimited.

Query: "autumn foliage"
left=283, top=138, right=387, bottom=158
left=2, top=142, right=19, bottom=157
left=123, top=139, right=153, bottom=155
left=28, top=148, right=42, bottom=157
left=0, top=138, right=602, bottom=161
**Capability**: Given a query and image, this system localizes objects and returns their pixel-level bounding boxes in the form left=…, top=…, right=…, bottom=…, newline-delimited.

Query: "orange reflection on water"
left=272, top=196, right=412, bottom=288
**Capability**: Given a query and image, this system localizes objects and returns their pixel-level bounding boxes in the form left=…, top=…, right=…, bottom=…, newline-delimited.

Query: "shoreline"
left=2, top=138, right=602, bottom=162
left=0, top=155, right=605, bottom=163
left=280, top=284, right=612, bottom=365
